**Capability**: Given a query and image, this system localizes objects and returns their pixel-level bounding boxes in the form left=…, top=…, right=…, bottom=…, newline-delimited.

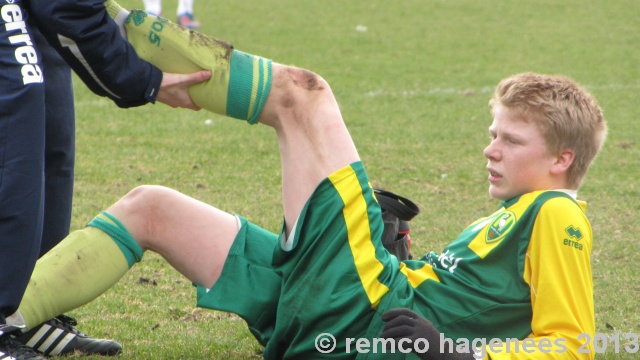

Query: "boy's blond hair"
left=489, top=73, right=607, bottom=189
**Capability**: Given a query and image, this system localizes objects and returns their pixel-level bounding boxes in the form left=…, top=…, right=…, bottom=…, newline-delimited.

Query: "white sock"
left=5, top=311, right=27, bottom=330
left=143, top=0, right=162, bottom=16
left=177, top=0, right=193, bottom=15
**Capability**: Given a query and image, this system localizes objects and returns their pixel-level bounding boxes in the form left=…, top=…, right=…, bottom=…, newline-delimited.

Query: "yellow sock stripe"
left=247, top=56, right=260, bottom=121
left=329, top=165, right=389, bottom=309
left=261, top=59, right=270, bottom=102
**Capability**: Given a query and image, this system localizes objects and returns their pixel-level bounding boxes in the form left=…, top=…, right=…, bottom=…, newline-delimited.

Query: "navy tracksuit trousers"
left=0, top=1, right=75, bottom=322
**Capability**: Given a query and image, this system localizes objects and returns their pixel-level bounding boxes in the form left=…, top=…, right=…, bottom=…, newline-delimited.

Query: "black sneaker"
left=15, top=315, right=122, bottom=356
left=0, top=324, right=46, bottom=360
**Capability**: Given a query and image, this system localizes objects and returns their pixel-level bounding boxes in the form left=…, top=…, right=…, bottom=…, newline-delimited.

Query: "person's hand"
left=156, top=70, right=212, bottom=110
left=381, top=308, right=476, bottom=360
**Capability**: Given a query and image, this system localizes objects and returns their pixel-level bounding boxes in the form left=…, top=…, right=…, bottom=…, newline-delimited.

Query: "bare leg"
left=108, top=185, right=237, bottom=289
left=258, top=65, right=360, bottom=233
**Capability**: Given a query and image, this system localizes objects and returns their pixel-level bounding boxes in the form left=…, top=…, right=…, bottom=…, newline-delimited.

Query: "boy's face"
left=483, top=106, right=560, bottom=201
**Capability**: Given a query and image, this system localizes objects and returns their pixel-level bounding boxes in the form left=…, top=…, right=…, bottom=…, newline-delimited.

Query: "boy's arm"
left=487, top=196, right=595, bottom=359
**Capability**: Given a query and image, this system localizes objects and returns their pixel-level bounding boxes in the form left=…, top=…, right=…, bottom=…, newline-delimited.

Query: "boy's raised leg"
left=105, top=0, right=271, bottom=125
left=105, top=0, right=360, bottom=230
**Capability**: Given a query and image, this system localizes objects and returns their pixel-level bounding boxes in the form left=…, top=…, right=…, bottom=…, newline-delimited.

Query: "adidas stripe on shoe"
left=15, top=315, right=122, bottom=356
left=0, top=324, right=46, bottom=360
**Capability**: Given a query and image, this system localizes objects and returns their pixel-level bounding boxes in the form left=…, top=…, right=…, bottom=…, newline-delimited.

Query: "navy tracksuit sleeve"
left=28, top=0, right=163, bottom=108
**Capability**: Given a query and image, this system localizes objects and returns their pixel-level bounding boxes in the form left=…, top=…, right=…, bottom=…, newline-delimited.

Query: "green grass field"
left=61, top=0, right=638, bottom=358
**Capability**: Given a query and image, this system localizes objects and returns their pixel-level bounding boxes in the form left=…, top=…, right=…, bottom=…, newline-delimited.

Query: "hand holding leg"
left=157, top=70, right=211, bottom=110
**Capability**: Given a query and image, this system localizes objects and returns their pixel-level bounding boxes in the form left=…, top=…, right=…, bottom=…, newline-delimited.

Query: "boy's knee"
left=259, top=64, right=339, bottom=132
left=108, top=185, right=176, bottom=247
left=114, top=185, right=172, bottom=222
left=271, top=65, right=332, bottom=112
left=284, top=67, right=327, bottom=92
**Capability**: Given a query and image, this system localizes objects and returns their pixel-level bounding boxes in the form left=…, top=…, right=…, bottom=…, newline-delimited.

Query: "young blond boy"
left=381, top=73, right=606, bottom=359
left=8, top=4, right=606, bottom=359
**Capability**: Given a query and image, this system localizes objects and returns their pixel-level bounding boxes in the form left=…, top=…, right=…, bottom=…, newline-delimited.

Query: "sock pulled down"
left=105, top=0, right=272, bottom=124
left=17, top=213, right=142, bottom=329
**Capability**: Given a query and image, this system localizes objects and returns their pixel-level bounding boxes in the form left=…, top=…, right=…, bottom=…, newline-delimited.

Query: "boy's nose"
left=483, top=142, right=497, bottom=160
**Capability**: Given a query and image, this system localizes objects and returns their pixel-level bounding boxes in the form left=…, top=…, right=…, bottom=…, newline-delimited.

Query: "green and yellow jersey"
left=197, top=162, right=594, bottom=359
left=402, top=190, right=595, bottom=359
left=350, top=181, right=594, bottom=359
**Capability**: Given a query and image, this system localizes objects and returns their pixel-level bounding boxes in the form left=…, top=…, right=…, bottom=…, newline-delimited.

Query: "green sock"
left=105, top=0, right=272, bottom=124
left=18, top=212, right=143, bottom=329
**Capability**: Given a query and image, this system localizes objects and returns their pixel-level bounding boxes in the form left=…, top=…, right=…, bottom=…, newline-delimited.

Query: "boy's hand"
left=381, top=308, right=476, bottom=360
left=157, top=70, right=212, bottom=110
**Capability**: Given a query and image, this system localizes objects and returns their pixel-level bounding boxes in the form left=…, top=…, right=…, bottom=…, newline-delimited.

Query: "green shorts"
left=197, top=161, right=420, bottom=359
left=195, top=216, right=281, bottom=346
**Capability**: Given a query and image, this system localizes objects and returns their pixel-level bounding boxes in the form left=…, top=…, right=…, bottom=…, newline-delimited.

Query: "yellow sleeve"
left=487, top=197, right=595, bottom=360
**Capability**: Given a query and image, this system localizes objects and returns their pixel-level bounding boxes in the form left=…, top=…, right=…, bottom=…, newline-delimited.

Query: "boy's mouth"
left=487, top=167, right=502, bottom=182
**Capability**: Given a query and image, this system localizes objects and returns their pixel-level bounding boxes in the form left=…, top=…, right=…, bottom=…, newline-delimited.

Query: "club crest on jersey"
left=485, top=211, right=516, bottom=243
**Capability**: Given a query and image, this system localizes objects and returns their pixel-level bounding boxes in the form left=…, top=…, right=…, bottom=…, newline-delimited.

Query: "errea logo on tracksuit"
left=2, top=3, right=44, bottom=84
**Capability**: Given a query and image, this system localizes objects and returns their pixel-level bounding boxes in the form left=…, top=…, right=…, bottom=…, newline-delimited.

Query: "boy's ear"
left=551, top=148, right=575, bottom=175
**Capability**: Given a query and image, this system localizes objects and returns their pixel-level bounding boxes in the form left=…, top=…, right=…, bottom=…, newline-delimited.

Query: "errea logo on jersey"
left=485, top=211, right=516, bottom=244
left=563, top=225, right=584, bottom=251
